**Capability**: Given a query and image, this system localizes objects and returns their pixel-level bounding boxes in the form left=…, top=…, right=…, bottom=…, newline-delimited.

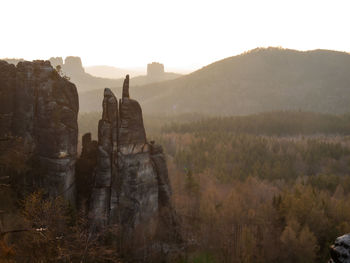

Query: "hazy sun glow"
left=1, top=0, right=349, bottom=70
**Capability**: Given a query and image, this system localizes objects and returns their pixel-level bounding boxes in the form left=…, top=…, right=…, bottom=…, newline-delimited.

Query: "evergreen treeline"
left=168, top=134, right=350, bottom=182
left=162, top=111, right=350, bottom=136
left=153, top=111, right=350, bottom=262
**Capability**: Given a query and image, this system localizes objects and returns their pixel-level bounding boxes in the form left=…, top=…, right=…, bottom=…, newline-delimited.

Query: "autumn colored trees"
left=155, top=112, right=350, bottom=263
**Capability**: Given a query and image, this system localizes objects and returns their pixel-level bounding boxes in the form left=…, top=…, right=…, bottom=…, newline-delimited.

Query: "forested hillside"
left=80, top=48, right=350, bottom=115
left=150, top=111, right=350, bottom=262
left=76, top=111, right=350, bottom=262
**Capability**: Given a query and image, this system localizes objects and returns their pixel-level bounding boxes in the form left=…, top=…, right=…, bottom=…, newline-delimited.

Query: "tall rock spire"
left=89, top=88, right=118, bottom=228
left=83, top=75, right=181, bottom=258
left=122, top=74, right=130, bottom=99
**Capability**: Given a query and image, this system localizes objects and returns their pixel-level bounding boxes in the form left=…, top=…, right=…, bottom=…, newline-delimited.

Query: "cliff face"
left=49, top=56, right=125, bottom=93
left=0, top=60, right=79, bottom=201
left=78, top=75, right=181, bottom=247
left=0, top=61, right=180, bottom=257
left=329, top=234, right=350, bottom=263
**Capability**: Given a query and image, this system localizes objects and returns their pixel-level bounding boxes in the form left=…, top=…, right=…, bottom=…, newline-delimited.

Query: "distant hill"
left=85, top=65, right=144, bottom=79
left=79, top=48, right=350, bottom=115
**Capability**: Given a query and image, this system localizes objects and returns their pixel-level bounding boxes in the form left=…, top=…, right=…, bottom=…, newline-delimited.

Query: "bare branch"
left=0, top=229, right=29, bottom=237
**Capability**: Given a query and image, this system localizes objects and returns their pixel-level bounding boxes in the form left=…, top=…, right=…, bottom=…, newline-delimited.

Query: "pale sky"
left=1, top=0, right=350, bottom=70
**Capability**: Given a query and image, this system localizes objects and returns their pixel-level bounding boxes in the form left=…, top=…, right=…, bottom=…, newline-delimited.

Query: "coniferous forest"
left=72, top=111, right=350, bottom=262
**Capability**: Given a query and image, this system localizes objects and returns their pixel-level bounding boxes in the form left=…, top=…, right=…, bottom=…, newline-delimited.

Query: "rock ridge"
left=0, top=59, right=79, bottom=201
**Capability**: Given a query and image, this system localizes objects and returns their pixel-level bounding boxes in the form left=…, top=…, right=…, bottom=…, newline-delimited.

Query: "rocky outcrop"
left=49, top=56, right=85, bottom=75
left=329, top=234, right=350, bottom=263
left=150, top=142, right=182, bottom=243
left=2, top=58, right=24, bottom=66
left=47, top=56, right=125, bottom=93
left=0, top=60, right=79, bottom=201
left=49, top=57, right=64, bottom=68
left=79, top=75, right=181, bottom=248
left=117, top=78, right=158, bottom=233
left=63, top=56, right=85, bottom=75
left=147, top=62, right=164, bottom=80
left=1, top=61, right=180, bottom=258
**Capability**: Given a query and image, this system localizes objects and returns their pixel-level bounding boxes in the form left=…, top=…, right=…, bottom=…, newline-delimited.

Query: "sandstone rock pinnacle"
left=80, top=75, right=181, bottom=255
left=122, top=74, right=130, bottom=99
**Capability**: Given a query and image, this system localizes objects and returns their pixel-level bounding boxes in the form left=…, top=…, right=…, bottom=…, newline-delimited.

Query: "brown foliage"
left=4, top=191, right=120, bottom=263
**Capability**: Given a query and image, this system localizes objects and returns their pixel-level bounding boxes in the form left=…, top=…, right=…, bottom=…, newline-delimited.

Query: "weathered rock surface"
left=76, top=133, right=97, bottom=211
left=329, top=234, right=350, bottom=263
left=150, top=142, right=182, bottom=243
left=0, top=60, right=79, bottom=201
left=1, top=62, right=180, bottom=258
left=80, top=75, right=181, bottom=251
left=89, top=88, right=119, bottom=228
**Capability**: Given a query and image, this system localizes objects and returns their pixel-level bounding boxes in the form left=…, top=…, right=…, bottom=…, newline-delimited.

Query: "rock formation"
left=77, top=75, right=181, bottom=253
left=0, top=60, right=180, bottom=258
left=88, top=87, right=118, bottom=228
left=47, top=56, right=126, bottom=93
left=147, top=62, right=165, bottom=79
left=0, top=60, right=79, bottom=201
left=49, top=57, right=64, bottom=68
left=2, top=58, right=24, bottom=66
left=329, top=234, right=350, bottom=263
left=49, top=56, right=85, bottom=75
left=117, top=75, right=159, bottom=233
left=63, top=56, right=85, bottom=75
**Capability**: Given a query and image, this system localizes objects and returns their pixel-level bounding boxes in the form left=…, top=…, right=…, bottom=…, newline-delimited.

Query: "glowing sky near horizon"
left=1, top=0, right=350, bottom=70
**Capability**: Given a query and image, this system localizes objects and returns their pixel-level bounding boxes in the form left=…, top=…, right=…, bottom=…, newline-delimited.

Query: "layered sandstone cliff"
left=77, top=75, right=181, bottom=248
left=0, top=60, right=79, bottom=201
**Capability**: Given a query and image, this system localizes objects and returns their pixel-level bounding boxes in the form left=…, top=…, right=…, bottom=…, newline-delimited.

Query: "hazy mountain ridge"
left=2, top=57, right=183, bottom=93
left=85, top=65, right=144, bottom=79
left=59, top=57, right=183, bottom=92
left=80, top=47, right=350, bottom=115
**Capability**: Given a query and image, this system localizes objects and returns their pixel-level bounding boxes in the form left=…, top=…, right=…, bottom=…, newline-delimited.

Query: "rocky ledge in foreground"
left=329, top=234, right=350, bottom=263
